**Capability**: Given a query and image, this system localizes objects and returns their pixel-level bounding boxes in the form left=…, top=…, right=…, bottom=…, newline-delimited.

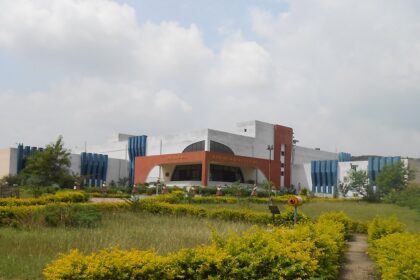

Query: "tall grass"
left=0, top=212, right=251, bottom=280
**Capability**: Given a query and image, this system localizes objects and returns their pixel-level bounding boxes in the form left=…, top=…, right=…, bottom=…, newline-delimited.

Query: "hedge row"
left=0, top=191, right=89, bottom=206
left=141, top=191, right=292, bottom=205
left=139, top=200, right=309, bottom=226
left=0, top=205, right=42, bottom=226
left=141, top=191, right=360, bottom=205
left=0, top=200, right=306, bottom=227
left=367, top=217, right=420, bottom=280
left=0, top=203, right=102, bottom=227
left=43, top=213, right=348, bottom=280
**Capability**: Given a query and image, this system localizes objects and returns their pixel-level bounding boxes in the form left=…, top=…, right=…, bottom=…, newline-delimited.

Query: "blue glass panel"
left=316, top=161, right=321, bottom=192
left=332, top=160, right=338, bottom=189
left=326, top=161, right=332, bottom=187
left=311, top=161, right=316, bottom=192
left=320, top=161, right=326, bottom=191
left=128, top=135, right=147, bottom=184
left=380, top=157, right=385, bottom=170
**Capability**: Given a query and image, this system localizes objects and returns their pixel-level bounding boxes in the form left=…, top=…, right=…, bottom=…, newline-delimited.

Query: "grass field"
left=1, top=199, right=419, bottom=279
left=0, top=212, right=251, bottom=280
left=195, top=200, right=420, bottom=232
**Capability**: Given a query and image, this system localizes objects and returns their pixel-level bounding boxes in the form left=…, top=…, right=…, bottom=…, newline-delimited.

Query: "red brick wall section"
left=135, top=151, right=206, bottom=184
left=274, top=124, right=293, bottom=188
left=134, top=151, right=272, bottom=186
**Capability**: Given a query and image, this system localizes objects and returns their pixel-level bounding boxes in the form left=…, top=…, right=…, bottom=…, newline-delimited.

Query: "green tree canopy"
left=341, top=169, right=369, bottom=197
left=21, top=136, right=72, bottom=187
left=375, top=161, right=414, bottom=197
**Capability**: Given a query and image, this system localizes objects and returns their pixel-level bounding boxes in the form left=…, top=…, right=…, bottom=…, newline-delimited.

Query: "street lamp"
left=267, top=145, right=274, bottom=182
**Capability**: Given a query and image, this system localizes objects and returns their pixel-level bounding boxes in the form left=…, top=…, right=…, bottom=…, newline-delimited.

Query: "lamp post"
left=267, top=145, right=274, bottom=182
left=292, top=137, right=299, bottom=191
left=267, top=144, right=274, bottom=201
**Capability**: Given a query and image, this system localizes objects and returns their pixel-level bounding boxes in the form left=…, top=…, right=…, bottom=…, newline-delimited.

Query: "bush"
left=384, top=184, right=420, bottom=212
left=318, top=211, right=353, bottom=238
left=368, top=232, right=420, bottom=280
left=0, top=205, right=42, bottom=227
left=1, top=202, right=102, bottom=228
left=44, top=216, right=348, bottom=280
left=42, top=204, right=102, bottom=227
left=367, top=216, right=419, bottom=280
left=367, top=216, right=406, bottom=242
left=0, top=191, right=89, bottom=206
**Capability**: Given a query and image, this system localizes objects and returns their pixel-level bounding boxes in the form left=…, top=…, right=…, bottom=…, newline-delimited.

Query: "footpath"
left=339, top=234, right=377, bottom=280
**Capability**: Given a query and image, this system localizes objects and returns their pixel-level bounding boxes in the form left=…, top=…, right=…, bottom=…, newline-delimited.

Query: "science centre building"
left=0, top=120, right=411, bottom=197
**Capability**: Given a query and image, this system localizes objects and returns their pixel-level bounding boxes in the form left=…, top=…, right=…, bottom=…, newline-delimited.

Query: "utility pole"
left=267, top=145, right=274, bottom=182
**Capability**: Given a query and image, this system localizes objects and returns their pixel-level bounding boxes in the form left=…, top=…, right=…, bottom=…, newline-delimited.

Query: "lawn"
left=0, top=212, right=251, bottom=280
left=195, top=200, right=420, bottom=232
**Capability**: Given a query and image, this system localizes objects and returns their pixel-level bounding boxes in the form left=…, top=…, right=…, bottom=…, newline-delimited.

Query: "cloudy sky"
left=0, top=0, right=419, bottom=157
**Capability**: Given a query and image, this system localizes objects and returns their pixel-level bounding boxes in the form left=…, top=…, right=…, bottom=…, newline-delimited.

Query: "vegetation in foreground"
left=368, top=217, right=420, bottom=280
left=0, top=212, right=251, bottom=280
left=43, top=212, right=349, bottom=280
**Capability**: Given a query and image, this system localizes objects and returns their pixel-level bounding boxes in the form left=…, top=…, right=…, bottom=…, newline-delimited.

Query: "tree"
left=118, top=177, right=130, bottom=187
left=0, top=174, right=22, bottom=187
left=375, top=161, right=414, bottom=198
left=261, top=180, right=274, bottom=198
left=342, top=169, right=369, bottom=197
left=21, top=136, right=72, bottom=188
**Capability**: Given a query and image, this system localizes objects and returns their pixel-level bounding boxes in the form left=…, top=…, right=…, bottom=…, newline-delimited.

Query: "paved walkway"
left=339, top=234, right=377, bottom=280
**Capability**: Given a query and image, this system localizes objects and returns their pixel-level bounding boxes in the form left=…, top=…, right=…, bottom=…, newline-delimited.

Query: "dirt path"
left=339, top=234, right=377, bottom=280
left=90, top=197, right=125, bottom=203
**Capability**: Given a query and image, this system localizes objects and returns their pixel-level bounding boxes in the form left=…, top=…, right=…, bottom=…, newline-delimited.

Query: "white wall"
left=337, top=161, right=369, bottom=184
left=207, top=129, right=255, bottom=157
left=293, top=146, right=337, bottom=165
left=147, top=129, right=208, bottom=156
left=0, top=148, right=12, bottom=178
left=291, top=163, right=311, bottom=190
left=146, top=121, right=276, bottom=160
left=69, top=154, right=81, bottom=175
left=107, top=158, right=129, bottom=184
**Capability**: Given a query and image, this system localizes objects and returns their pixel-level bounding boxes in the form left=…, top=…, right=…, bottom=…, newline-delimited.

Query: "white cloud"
left=207, top=36, right=273, bottom=90
left=0, top=78, right=193, bottom=148
left=0, top=0, right=419, bottom=157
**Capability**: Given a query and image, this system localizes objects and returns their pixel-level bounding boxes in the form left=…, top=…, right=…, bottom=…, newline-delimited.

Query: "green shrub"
left=318, top=211, right=353, bottom=238
left=351, top=220, right=368, bottom=233
left=41, top=204, right=102, bottom=228
left=367, top=216, right=406, bottom=242
left=384, top=184, right=420, bottom=212
left=367, top=216, right=419, bottom=280
left=369, top=232, right=420, bottom=280
left=44, top=217, right=348, bottom=280
left=0, top=191, right=89, bottom=206
left=0, top=205, right=42, bottom=226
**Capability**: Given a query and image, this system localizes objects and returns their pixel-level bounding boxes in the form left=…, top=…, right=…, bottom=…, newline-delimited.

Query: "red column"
left=274, top=125, right=293, bottom=188
left=201, top=152, right=208, bottom=186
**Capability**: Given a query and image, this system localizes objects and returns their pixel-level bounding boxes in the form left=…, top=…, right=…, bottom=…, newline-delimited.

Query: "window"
left=182, top=141, right=205, bottom=153
left=281, top=163, right=285, bottom=168
left=280, top=171, right=284, bottom=176
left=209, top=141, right=234, bottom=155
left=171, top=164, right=202, bottom=181
left=281, top=151, right=285, bottom=156
left=209, top=164, right=244, bottom=182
